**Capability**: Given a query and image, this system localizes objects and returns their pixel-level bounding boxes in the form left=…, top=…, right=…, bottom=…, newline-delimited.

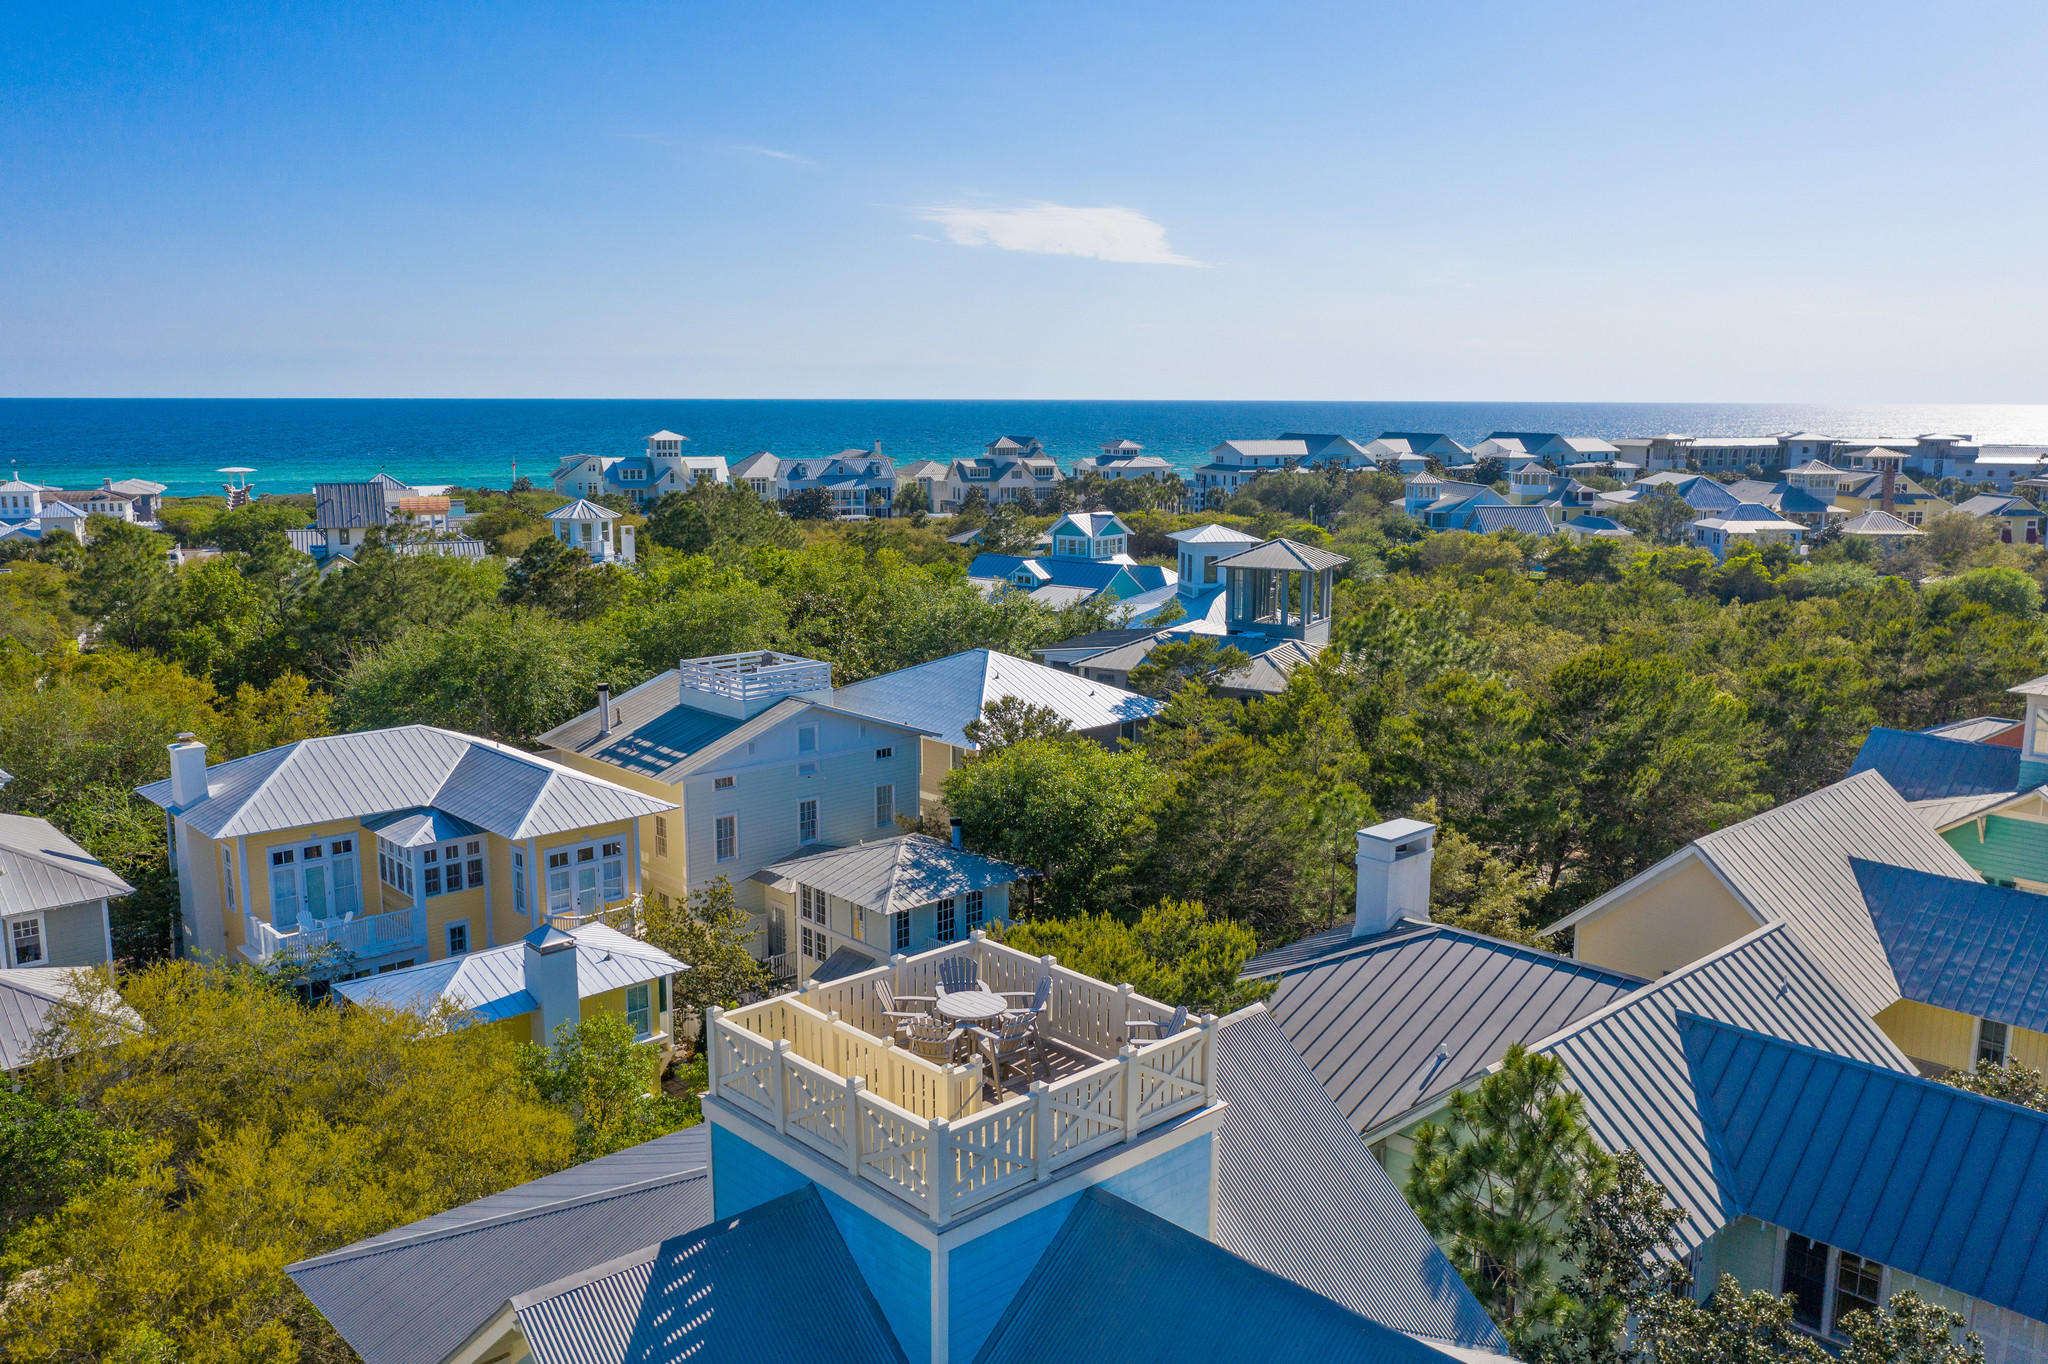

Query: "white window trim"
left=5, top=911, right=48, bottom=968
left=714, top=813, right=739, bottom=863
left=445, top=919, right=471, bottom=955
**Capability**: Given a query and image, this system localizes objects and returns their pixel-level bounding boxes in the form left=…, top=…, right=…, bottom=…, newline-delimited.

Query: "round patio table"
left=934, top=990, right=1008, bottom=1025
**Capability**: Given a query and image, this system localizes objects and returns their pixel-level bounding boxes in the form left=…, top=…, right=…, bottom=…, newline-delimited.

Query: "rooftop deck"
left=706, top=933, right=1215, bottom=1224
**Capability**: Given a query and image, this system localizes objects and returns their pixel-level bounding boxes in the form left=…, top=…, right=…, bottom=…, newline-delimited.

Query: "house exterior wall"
left=1875, top=997, right=2048, bottom=1074
left=919, top=736, right=957, bottom=814
left=40, top=900, right=111, bottom=967
left=1943, top=815, right=2048, bottom=889
left=1570, top=856, right=1757, bottom=979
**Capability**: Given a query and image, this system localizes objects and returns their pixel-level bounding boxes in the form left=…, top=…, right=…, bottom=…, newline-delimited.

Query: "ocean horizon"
left=6, top=398, right=2048, bottom=498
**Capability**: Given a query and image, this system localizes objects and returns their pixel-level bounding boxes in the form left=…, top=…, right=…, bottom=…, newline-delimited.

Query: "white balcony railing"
left=706, top=934, right=1215, bottom=1224
left=244, top=905, right=427, bottom=965
left=677, top=651, right=832, bottom=705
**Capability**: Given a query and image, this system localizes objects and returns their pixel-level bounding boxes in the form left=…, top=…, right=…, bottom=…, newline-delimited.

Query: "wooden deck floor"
left=988, top=1038, right=1103, bottom=1099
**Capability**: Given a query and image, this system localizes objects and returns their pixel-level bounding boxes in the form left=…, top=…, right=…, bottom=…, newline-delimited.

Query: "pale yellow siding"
left=546, top=748, right=689, bottom=903
left=1876, top=998, right=1978, bottom=1072
left=1571, top=855, right=1758, bottom=979
left=918, top=736, right=958, bottom=815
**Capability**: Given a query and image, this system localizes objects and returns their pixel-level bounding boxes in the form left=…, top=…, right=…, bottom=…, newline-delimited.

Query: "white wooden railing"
left=678, top=651, right=832, bottom=704
left=706, top=935, right=1216, bottom=1223
left=244, top=905, right=426, bottom=964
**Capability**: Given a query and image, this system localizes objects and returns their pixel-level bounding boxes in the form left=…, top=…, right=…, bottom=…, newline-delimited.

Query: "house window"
left=332, top=838, right=360, bottom=916
left=714, top=775, right=735, bottom=791
left=546, top=849, right=572, bottom=912
left=269, top=848, right=301, bottom=927
left=655, top=816, right=668, bottom=858
left=965, top=889, right=984, bottom=931
left=799, top=799, right=818, bottom=844
left=797, top=725, right=818, bottom=754
left=446, top=921, right=469, bottom=955
left=8, top=915, right=44, bottom=967
left=875, top=783, right=894, bottom=828
left=626, top=982, right=654, bottom=1038
left=601, top=840, right=625, bottom=902
left=222, top=847, right=237, bottom=912
left=466, top=841, right=483, bottom=890
left=875, top=747, right=893, bottom=760
left=1833, top=1251, right=1882, bottom=1332
left=513, top=849, right=528, bottom=915
left=935, top=897, right=956, bottom=942
left=423, top=848, right=441, bottom=897
left=1979, top=1018, right=2010, bottom=1066
left=442, top=843, right=465, bottom=891
left=894, top=912, right=911, bottom=951
left=1781, top=1234, right=1830, bottom=1331
left=715, top=816, right=736, bottom=862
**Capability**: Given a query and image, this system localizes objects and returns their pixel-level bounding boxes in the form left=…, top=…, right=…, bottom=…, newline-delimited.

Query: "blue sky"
left=4, top=0, right=2045, bottom=399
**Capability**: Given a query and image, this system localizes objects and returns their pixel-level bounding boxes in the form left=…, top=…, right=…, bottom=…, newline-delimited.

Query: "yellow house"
left=137, top=726, right=676, bottom=978
left=1544, top=769, right=2048, bottom=1076
left=330, top=920, right=684, bottom=1053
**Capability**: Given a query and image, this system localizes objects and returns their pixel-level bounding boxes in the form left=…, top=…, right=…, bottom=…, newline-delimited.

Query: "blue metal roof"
left=287, top=1128, right=710, bottom=1364
left=1211, top=1007, right=1509, bottom=1352
left=1849, top=726, right=2022, bottom=801
left=1851, top=859, right=2048, bottom=1034
left=975, top=1188, right=1482, bottom=1364
left=1683, top=1014, right=2048, bottom=1322
left=514, top=1185, right=908, bottom=1364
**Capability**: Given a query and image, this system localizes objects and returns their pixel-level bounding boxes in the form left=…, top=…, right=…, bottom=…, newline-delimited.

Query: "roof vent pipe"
left=596, top=684, right=612, bottom=738
left=950, top=817, right=963, bottom=851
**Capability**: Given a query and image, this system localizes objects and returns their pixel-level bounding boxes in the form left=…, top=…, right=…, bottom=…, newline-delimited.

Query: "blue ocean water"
left=5, top=399, right=2048, bottom=498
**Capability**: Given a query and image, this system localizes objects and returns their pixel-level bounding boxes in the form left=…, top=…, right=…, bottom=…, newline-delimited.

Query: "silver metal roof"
left=1211, top=1006, right=1509, bottom=1351
left=314, top=482, right=390, bottom=530
left=545, top=498, right=618, bottom=520
left=1535, top=923, right=1916, bottom=1256
left=759, top=834, right=1031, bottom=915
left=332, top=923, right=682, bottom=1021
left=136, top=725, right=675, bottom=841
left=1212, top=536, right=1351, bottom=573
left=1550, top=770, right=1982, bottom=1018
left=0, top=967, right=139, bottom=1072
left=0, top=812, right=133, bottom=916
left=1255, top=922, right=1644, bottom=1136
left=828, top=648, right=1163, bottom=749
left=288, top=1128, right=709, bottom=1364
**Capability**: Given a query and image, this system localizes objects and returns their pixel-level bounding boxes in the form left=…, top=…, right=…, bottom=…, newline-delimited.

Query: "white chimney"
left=523, top=923, right=581, bottom=1045
left=168, top=734, right=209, bottom=810
left=1354, top=818, right=1435, bottom=937
left=596, top=683, right=612, bottom=738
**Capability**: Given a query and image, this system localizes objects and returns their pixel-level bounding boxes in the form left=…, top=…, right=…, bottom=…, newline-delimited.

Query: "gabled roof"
left=1245, top=921, right=1644, bottom=1135
left=545, top=498, right=618, bottom=520
left=1169, top=523, right=1262, bottom=545
left=0, top=968, right=140, bottom=1073
left=1535, top=924, right=1914, bottom=1254
left=1547, top=770, right=1984, bottom=1018
left=1213, top=537, right=1350, bottom=573
left=331, top=923, right=683, bottom=1023
left=136, top=725, right=675, bottom=840
left=758, top=834, right=1032, bottom=915
left=287, top=1128, right=710, bottom=1364
left=1848, top=725, right=2025, bottom=802
left=977, top=1187, right=1481, bottom=1364
left=728, top=450, right=779, bottom=477
left=1209, top=1007, right=1508, bottom=1351
left=1839, top=508, right=1922, bottom=537
left=0, top=811, right=134, bottom=915
left=1214, top=638, right=1322, bottom=695
left=1850, top=859, right=2048, bottom=1034
left=1048, top=511, right=1127, bottom=539
left=829, top=649, right=1163, bottom=749
left=513, top=1185, right=907, bottom=1364
left=314, top=482, right=391, bottom=530
left=1956, top=494, right=2043, bottom=518
left=1683, top=1014, right=2048, bottom=1322
left=1465, top=505, right=1556, bottom=536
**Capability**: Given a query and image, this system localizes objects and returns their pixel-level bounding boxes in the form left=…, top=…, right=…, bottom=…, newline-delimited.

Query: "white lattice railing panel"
left=712, top=1019, right=779, bottom=1125
left=1044, top=1060, right=1127, bottom=1170
left=1131, top=1030, right=1207, bottom=1132
left=857, top=1092, right=934, bottom=1210
left=783, top=1053, right=853, bottom=1163
left=943, top=1100, right=1038, bottom=1214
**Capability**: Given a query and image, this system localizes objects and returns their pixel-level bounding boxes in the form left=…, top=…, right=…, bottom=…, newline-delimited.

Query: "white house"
left=1190, top=439, right=1306, bottom=504
left=545, top=498, right=635, bottom=565
left=550, top=433, right=728, bottom=510
left=776, top=446, right=897, bottom=518
left=1069, top=439, right=1175, bottom=482
left=1689, top=502, right=1806, bottom=559
left=0, top=812, right=130, bottom=971
left=938, top=439, right=1064, bottom=511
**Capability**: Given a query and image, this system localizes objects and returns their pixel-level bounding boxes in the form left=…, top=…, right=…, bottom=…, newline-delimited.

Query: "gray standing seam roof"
left=1254, top=923, right=1645, bottom=1136
left=135, top=726, right=674, bottom=841
left=314, top=482, right=391, bottom=530
left=0, top=968, right=140, bottom=1073
left=1211, top=1007, right=1509, bottom=1351
left=1213, top=537, right=1351, bottom=573
left=1534, top=923, right=1915, bottom=1255
left=0, top=811, right=134, bottom=916
left=828, top=648, right=1163, bottom=749
left=1549, top=770, right=1984, bottom=1019
left=760, top=834, right=1032, bottom=914
left=287, top=1127, right=710, bottom=1364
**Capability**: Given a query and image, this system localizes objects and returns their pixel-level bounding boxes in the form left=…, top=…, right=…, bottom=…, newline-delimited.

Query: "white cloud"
left=916, top=201, right=1204, bottom=266
left=734, top=144, right=810, bottom=164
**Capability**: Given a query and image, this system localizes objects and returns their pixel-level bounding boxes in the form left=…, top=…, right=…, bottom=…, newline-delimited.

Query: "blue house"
left=288, top=936, right=1509, bottom=1364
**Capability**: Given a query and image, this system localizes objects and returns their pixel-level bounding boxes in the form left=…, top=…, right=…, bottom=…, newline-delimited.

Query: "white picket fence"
left=707, top=940, right=1216, bottom=1223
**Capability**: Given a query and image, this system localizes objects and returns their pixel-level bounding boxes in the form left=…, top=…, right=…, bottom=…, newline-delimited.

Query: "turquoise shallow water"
left=5, top=398, right=2048, bottom=497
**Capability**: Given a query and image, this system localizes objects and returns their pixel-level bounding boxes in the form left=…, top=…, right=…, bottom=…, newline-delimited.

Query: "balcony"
left=705, top=933, right=1215, bottom=1225
left=678, top=651, right=833, bottom=712
left=244, top=905, right=427, bottom=965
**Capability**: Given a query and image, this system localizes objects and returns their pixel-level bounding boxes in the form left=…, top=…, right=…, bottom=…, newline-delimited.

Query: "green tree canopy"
left=996, top=899, right=1272, bottom=1014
